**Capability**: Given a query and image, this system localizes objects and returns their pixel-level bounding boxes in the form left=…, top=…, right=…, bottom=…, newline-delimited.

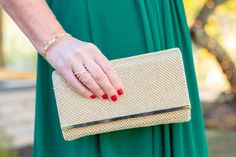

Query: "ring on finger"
left=74, top=67, right=88, bottom=81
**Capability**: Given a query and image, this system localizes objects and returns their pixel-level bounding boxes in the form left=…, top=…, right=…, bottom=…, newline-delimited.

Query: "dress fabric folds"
left=33, top=0, right=209, bottom=157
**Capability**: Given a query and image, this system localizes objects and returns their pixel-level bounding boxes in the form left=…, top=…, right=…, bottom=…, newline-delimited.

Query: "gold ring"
left=74, top=68, right=87, bottom=81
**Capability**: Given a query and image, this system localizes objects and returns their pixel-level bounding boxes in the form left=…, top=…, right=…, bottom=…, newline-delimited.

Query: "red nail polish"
left=111, top=95, right=117, bottom=101
left=90, top=95, right=96, bottom=99
left=117, top=89, right=123, bottom=95
left=102, top=94, right=108, bottom=99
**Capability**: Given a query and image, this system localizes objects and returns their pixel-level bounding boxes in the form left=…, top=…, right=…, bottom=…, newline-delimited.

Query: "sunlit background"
left=0, top=0, right=236, bottom=157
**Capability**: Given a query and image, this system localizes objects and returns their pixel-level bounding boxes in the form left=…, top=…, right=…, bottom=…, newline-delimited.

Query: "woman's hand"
left=0, top=1, right=124, bottom=101
left=46, top=35, right=124, bottom=102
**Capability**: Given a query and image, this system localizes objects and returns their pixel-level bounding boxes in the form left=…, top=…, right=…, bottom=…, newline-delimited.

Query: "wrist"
left=34, top=26, right=66, bottom=53
left=42, top=32, right=72, bottom=62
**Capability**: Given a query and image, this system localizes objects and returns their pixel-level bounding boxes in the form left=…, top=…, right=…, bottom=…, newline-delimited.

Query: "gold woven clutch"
left=52, top=48, right=191, bottom=141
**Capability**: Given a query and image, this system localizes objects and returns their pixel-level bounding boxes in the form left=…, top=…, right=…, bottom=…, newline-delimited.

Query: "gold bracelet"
left=42, top=32, right=71, bottom=59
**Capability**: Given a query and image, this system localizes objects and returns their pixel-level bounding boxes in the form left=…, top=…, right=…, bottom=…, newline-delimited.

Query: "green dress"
left=33, top=0, right=209, bottom=157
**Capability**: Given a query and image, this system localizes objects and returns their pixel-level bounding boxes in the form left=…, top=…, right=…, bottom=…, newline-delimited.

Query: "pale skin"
left=0, top=0, right=124, bottom=101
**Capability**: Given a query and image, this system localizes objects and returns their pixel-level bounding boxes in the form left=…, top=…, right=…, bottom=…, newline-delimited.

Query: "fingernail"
left=111, top=95, right=117, bottom=101
left=117, top=88, right=123, bottom=95
left=90, top=94, right=96, bottom=99
left=102, top=94, right=108, bottom=99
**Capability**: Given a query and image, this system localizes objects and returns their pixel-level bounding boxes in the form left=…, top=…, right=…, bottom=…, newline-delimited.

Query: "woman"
left=0, top=0, right=209, bottom=157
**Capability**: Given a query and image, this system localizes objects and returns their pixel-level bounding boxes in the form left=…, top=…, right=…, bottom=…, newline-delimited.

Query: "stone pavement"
left=0, top=88, right=35, bottom=148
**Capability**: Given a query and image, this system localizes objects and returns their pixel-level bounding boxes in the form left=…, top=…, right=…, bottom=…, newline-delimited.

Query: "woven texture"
left=52, top=48, right=191, bottom=141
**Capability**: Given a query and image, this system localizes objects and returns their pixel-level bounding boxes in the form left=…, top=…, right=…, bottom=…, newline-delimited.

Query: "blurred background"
left=0, top=0, right=236, bottom=157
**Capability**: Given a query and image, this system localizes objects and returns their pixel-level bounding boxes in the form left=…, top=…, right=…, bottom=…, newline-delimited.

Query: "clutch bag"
left=52, top=48, right=191, bottom=141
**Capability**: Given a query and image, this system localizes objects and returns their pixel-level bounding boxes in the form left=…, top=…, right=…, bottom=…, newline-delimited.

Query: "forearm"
left=0, top=0, right=65, bottom=54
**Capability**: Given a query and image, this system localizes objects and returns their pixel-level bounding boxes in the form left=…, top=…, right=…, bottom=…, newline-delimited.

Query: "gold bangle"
left=42, top=32, right=71, bottom=59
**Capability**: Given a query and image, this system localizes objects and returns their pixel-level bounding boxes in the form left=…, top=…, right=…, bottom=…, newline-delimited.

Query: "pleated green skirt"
left=33, top=0, right=209, bottom=157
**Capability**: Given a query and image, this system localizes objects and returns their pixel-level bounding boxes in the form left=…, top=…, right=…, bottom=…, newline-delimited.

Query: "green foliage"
left=184, top=0, right=236, bottom=92
left=0, top=129, right=18, bottom=157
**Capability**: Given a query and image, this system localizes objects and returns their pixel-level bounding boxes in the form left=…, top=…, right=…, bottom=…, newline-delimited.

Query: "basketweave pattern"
left=52, top=48, right=191, bottom=141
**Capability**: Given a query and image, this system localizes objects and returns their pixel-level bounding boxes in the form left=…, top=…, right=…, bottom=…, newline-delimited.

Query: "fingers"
left=53, top=39, right=124, bottom=101
left=62, top=69, right=96, bottom=99
left=94, top=52, right=124, bottom=95
left=83, top=59, right=119, bottom=102
left=72, top=63, right=107, bottom=100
